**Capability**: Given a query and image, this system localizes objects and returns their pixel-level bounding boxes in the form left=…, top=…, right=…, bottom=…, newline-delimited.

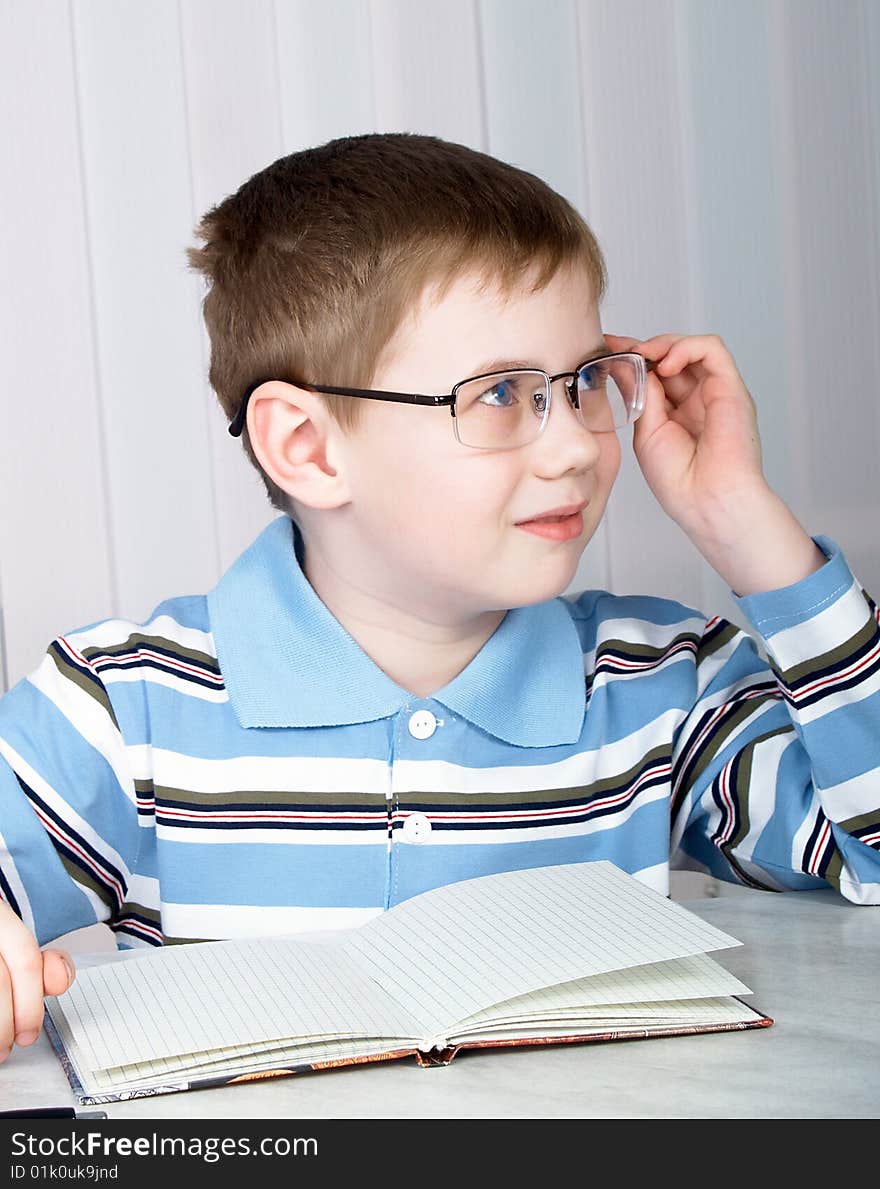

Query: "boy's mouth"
left=515, top=501, right=588, bottom=541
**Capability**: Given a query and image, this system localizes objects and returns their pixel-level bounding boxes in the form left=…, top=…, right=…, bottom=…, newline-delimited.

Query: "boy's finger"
left=645, top=334, right=738, bottom=378
left=632, top=362, right=672, bottom=448
left=0, top=957, right=14, bottom=1055
left=604, top=333, right=642, bottom=354
left=42, top=949, right=75, bottom=999
left=1, top=946, right=45, bottom=1047
left=0, top=906, right=51, bottom=1048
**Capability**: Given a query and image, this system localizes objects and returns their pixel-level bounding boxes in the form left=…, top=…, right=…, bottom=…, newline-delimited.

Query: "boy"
left=0, top=133, right=877, bottom=1063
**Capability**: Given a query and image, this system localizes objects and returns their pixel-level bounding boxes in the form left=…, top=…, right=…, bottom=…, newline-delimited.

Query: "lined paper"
left=348, top=861, right=742, bottom=1032
left=45, top=860, right=751, bottom=1093
left=450, top=951, right=751, bottom=1036
left=51, top=934, right=421, bottom=1071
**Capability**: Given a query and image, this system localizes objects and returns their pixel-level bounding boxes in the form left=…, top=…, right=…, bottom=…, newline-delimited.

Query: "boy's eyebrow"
left=466, top=340, right=611, bottom=377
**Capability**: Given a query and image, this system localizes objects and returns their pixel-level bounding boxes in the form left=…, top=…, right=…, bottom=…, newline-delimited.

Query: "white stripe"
left=673, top=684, right=782, bottom=796
left=790, top=787, right=824, bottom=875
left=64, top=614, right=215, bottom=658
left=27, top=654, right=136, bottom=809
left=590, top=610, right=706, bottom=649
left=629, top=861, right=669, bottom=896
left=785, top=657, right=880, bottom=726
left=152, top=781, right=671, bottom=848
left=835, top=873, right=880, bottom=905
left=159, top=901, right=381, bottom=939
left=579, top=609, right=705, bottom=681
left=761, top=579, right=867, bottom=667
left=155, top=823, right=388, bottom=846
left=138, top=717, right=680, bottom=799
left=147, top=748, right=392, bottom=795
left=818, top=765, right=880, bottom=820
left=392, top=711, right=682, bottom=795
left=126, top=872, right=160, bottom=910
left=396, top=783, right=670, bottom=846
left=716, top=732, right=791, bottom=866
left=0, top=739, right=134, bottom=906
left=101, top=664, right=228, bottom=701
left=0, top=827, right=36, bottom=932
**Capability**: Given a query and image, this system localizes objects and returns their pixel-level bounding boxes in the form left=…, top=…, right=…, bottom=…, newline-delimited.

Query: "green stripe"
left=598, top=631, right=700, bottom=663
left=58, top=854, right=117, bottom=913
left=838, top=807, right=880, bottom=838
left=778, top=615, right=878, bottom=687
left=80, top=632, right=220, bottom=675
left=679, top=692, right=780, bottom=797
left=697, top=620, right=740, bottom=664
left=149, top=746, right=672, bottom=811
left=49, top=647, right=118, bottom=726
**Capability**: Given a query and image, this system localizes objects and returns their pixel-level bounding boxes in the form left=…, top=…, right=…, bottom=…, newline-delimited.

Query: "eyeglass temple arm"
left=228, top=355, right=655, bottom=437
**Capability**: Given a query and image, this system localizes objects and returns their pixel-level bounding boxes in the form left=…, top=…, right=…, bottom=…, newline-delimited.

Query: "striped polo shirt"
left=1, top=515, right=878, bottom=949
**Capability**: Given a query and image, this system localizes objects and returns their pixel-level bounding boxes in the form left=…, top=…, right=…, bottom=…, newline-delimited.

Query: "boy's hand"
left=0, top=900, right=75, bottom=1062
left=605, top=332, right=765, bottom=533
left=604, top=332, right=826, bottom=595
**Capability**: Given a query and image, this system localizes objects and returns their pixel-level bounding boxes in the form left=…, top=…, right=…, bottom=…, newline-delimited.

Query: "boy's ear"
left=245, top=381, right=351, bottom=510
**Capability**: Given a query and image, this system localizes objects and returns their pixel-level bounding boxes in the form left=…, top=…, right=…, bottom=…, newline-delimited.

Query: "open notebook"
left=44, top=861, right=772, bottom=1104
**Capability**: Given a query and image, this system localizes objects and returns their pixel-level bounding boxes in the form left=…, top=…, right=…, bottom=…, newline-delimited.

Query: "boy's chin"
left=496, top=563, right=584, bottom=610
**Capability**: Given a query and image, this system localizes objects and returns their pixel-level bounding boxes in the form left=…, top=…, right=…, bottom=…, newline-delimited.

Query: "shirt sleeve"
left=670, top=536, right=880, bottom=904
left=0, top=634, right=141, bottom=944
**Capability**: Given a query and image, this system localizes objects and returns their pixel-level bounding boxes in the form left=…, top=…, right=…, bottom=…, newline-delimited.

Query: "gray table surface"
left=1, top=885, right=877, bottom=1120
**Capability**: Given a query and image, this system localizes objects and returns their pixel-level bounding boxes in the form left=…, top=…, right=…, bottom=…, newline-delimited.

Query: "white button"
left=408, top=710, right=437, bottom=739
left=402, top=813, right=432, bottom=842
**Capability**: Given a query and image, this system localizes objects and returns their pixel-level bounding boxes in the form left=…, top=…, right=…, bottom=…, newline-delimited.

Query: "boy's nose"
left=529, top=377, right=603, bottom=471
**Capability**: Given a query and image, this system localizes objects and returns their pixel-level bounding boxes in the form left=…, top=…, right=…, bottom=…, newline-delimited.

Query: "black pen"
left=0, top=1107, right=107, bottom=1119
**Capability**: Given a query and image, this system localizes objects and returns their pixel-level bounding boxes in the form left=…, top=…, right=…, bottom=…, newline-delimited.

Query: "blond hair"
left=186, top=132, right=607, bottom=514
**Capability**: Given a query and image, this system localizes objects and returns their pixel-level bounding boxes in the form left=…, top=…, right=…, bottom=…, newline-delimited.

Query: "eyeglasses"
left=228, top=351, right=654, bottom=451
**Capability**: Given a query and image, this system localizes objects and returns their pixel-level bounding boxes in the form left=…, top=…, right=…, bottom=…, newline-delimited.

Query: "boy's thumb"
left=42, top=948, right=76, bottom=996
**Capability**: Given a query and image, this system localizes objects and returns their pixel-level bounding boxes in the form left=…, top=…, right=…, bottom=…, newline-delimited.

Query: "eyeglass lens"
left=453, top=356, right=642, bottom=449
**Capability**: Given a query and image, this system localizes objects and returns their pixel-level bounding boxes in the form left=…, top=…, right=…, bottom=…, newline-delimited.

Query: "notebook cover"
left=44, top=1002, right=773, bottom=1105
left=417, top=1000, right=774, bottom=1067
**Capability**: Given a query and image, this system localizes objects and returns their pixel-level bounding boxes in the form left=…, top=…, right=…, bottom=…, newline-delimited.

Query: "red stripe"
left=717, top=761, right=737, bottom=844
left=598, top=640, right=697, bottom=672
left=95, top=648, right=224, bottom=685
left=793, top=641, right=880, bottom=701
left=673, top=687, right=775, bottom=799
left=158, top=808, right=382, bottom=823
left=808, top=818, right=832, bottom=875
left=57, top=636, right=96, bottom=673
left=117, top=918, right=163, bottom=943
left=31, top=804, right=124, bottom=903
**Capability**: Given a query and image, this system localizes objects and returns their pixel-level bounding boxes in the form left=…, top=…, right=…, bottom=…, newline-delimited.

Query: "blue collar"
left=207, top=516, right=587, bottom=747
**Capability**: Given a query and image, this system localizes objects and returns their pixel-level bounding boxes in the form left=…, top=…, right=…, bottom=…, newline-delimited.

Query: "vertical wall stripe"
left=1, top=0, right=878, bottom=695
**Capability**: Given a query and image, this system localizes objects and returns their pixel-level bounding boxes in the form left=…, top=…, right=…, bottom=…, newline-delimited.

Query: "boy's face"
left=330, top=262, right=620, bottom=618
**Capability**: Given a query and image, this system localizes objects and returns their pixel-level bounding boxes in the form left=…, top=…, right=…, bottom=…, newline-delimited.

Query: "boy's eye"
left=577, top=361, right=610, bottom=390
left=477, top=379, right=518, bottom=408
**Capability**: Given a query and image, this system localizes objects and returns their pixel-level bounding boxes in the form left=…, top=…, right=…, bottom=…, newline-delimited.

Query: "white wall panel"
left=179, top=0, right=285, bottom=573
left=70, top=0, right=219, bottom=625
left=777, top=0, right=880, bottom=597
left=1, top=0, right=878, bottom=706
left=478, top=0, right=612, bottom=595
left=369, top=0, right=485, bottom=144
left=274, top=0, right=377, bottom=149
left=574, top=0, right=705, bottom=608
left=0, top=0, right=115, bottom=685
left=677, top=0, right=794, bottom=624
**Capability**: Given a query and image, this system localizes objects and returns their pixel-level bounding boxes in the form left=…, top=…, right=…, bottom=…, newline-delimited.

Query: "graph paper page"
left=348, top=861, right=743, bottom=1035
left=47, top=934, right=422, bottom=1072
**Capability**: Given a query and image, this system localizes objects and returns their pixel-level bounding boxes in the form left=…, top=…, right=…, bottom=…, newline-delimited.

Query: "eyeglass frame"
left=227, top=350, right=656, bottom=448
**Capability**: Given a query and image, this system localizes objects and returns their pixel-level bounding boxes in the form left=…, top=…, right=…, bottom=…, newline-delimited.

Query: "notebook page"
left=451, top=951, right=751, bottom=1033
left=347, top=861, right=743, bottom=1035
left=451, top=996, right=764, bottom=1042
left=47, top=934, right=423, bottom=1072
